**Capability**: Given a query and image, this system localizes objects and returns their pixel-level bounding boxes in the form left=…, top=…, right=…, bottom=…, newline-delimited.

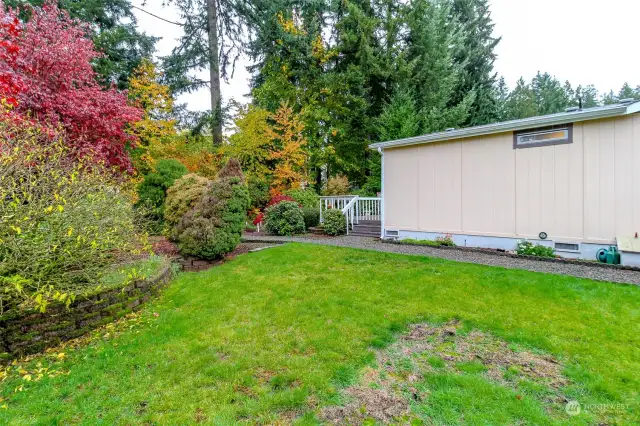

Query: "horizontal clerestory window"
left=513, top=124, right=573, bottom=149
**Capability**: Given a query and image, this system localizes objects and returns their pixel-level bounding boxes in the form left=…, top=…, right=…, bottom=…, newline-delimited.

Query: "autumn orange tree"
left=266, top=103, right=308, bottom=196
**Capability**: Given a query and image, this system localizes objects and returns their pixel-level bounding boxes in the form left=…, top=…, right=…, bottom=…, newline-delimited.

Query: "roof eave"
left=369, top=104, right=631, bottom=150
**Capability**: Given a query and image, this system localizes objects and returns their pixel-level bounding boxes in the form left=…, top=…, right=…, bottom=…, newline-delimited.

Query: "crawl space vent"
left=555, top=242, right=580, bottom=252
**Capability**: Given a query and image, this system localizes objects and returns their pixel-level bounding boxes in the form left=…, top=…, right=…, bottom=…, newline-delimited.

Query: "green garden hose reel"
left=596, top=246, right=621, bottom=265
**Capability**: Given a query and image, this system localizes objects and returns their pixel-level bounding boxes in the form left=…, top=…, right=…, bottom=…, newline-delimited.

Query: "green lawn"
left=2, top=243, right=639, bottom=425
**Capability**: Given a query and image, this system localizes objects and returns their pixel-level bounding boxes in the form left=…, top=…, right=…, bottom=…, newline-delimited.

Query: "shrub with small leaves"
left=302, top=207, right=320, bottom=229
left=164, top=173, right=211, bottom=229
left=264, top=201, right=305, bottom=236
left=172, top=159, right=250, bottom=259
left=0, top=119, right=146, bottom=313
left=517, top=240, right=556, bottom=258
left=323, top=209, right=347, bottom=236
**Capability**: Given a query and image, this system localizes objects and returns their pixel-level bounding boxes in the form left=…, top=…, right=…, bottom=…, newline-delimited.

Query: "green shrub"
left=323, top=209, right=347, bottom=236
left=264, top=201, right=305, bottom=236
left=286, top=188, right=319, bottom=209
left=172, top=159, right=250, bottom=259
left=136, top=159, right=188, bottom=232
left=0, top=135, right=145, bottom=313
left=247, top=176, right=271, bottom=210
left=302, top=207, right=320, bottom=229
left=400, top=238, right=455, bottom=247
left=164, top=174, right=211, bottom=229
left=516, top=241, right=556, bottom=258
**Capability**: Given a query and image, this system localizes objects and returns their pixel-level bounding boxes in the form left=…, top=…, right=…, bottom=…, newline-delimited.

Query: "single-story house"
left=370, top=100, right=640, bottom=266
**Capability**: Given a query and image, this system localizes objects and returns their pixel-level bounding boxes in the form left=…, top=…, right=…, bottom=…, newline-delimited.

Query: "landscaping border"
left=241, top=235, right=640, bottom=272
left=0, top=262, right=174, bottom=359
left=381, top=239, right=640, bottom=272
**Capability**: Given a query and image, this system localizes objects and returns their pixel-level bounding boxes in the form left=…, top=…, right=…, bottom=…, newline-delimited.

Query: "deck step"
left=307, top=226, right=325, bottom=235
left=349, top=220, right=381, bottom=237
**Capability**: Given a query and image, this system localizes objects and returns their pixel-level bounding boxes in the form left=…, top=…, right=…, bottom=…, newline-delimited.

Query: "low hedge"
left=264, top=201, right=305, bottom=236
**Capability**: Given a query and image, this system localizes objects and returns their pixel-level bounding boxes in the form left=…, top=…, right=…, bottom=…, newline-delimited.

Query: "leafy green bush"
left=136, top=159, right=187, bottom=232
left=164, top=174, right=211, bottom=229
left=286, top=188, right=319, bottom=209
left=302, top=207, right=320, bottom=229
left=264, top=201, right=305, bottom=236
left=323, top=209, right=346, bottom=236
left=172, top=159, right=250, bottom=259
left=247, top=176, right=271, bottom=211
left=516, top=241, right=556, bottom=258
left=0, top=133, right=145, bottom=313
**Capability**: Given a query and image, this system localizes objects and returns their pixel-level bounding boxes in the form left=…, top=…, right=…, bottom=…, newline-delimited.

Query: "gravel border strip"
left=381, top=239, right=640, bottom=272
left=242, top=235, right=640, bottom=286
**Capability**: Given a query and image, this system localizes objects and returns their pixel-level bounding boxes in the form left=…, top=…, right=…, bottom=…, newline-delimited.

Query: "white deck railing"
left=320, top=195, right=382, bottom=235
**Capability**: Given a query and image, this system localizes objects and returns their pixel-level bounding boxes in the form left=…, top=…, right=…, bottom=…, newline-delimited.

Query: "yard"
left=1, top=243, right=639, bottom=425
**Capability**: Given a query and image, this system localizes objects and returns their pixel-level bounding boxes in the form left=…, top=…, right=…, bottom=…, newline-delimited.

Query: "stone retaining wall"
left=0, top=264, right=173, bottom=359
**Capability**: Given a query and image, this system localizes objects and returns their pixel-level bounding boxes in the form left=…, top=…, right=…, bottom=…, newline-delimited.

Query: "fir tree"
left=449, top=0, right=500, bottom=126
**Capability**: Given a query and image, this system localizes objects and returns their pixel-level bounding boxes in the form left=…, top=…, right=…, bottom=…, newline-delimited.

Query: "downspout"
left=378, top=147, right=385, bottom=239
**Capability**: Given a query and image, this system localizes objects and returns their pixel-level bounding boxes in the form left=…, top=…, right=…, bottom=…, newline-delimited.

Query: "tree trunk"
left=206, top=0, right=223, bottom=146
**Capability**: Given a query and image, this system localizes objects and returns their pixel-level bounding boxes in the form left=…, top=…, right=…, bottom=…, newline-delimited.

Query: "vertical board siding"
left=384, top=146, right=419, bottom=229
left=384, top=115, right=639, bottom=242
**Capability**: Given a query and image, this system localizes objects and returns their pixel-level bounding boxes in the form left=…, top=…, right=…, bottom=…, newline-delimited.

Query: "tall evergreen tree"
left=404, top=0, right=474, bottom=132
left=575, top=85, right=599, bottom=108
left=449, top=0, right=500, bottom=126
left=531, top=72, right=570, bottom=115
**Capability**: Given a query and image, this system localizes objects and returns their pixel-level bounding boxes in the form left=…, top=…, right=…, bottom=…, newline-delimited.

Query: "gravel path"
left=242, top=234, right=640, bottom=286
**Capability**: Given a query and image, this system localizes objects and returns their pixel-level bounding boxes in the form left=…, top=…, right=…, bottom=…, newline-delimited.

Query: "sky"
left=132, top=0, right=640, bottom=112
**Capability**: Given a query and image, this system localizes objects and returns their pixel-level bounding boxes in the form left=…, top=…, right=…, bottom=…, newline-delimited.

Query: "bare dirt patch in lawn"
left=320, top=320, right=571, bottom=425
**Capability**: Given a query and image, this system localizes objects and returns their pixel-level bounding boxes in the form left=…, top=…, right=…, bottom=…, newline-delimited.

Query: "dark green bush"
left=248, top=176, right=271, bottom=210
left=264, top=201, right=305, bottom=236
left=516, top=241, right=556, bottom=258
left=285, top=188, right=319, bottom=209
left=302, top=207, right=320, bottom=229
left=172, top=159, right=250, bottom=259
left=136, top=159, right=188, bottom=232
left=323, top=209, right=346, bottom=236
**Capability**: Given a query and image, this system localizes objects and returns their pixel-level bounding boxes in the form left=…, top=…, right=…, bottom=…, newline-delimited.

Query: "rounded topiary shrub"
left=164, top=173, right=211, bottom=229
left=172, top=159, right=250, bottom=259
left=264, top=201, right=305, bottom=236
left=302, top=207, right=320, bottom=229
left=323, top=209, right=346, bottom=236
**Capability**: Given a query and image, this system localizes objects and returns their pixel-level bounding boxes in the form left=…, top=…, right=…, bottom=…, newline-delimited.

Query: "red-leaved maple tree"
left=0, top=12, right=23, bottom=105
left=0, top=1, right=142, bottom=171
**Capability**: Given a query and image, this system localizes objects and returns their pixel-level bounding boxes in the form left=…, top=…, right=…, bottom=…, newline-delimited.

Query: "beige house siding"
left=383, top=115, right=640, bottom=243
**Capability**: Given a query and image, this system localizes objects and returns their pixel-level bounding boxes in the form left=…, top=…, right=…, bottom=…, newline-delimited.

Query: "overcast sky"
left=132, top=0, right=640, bottom=112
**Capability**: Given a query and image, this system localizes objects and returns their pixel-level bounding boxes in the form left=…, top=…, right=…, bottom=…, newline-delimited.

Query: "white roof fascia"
left=369, top=102, right=640, bottom=150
